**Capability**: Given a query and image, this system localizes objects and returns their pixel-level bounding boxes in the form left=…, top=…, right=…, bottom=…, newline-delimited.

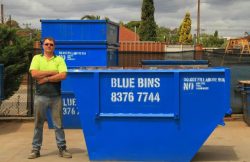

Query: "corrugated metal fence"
left=118, top=42, right=201, bottom=67
left=119, top=42, right=166, bottom=67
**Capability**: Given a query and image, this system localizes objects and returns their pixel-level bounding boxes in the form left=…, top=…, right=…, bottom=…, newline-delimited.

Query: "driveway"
left=0, top=117, right=249, bottom=162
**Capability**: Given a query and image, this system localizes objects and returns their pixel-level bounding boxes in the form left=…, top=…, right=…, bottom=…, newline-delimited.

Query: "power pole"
left=1, top=3, right=3, bottom=24
left=197, top=0, right=200, bottom=44
left=8, top=14, right=11, bottom=27
left=134, top=26, right=137, bottom=41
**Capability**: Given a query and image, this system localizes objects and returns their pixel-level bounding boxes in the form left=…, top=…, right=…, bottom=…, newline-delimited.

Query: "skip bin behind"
left=238, top=81, right=250, bottom=125
left=64, top=68, right=230, bottom=162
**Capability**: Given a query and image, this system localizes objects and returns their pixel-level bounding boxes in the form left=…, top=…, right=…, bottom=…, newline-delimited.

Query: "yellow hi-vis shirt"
left=29, top=54, right=67, bottom=73
left=29, top=54, right=67, bottom=96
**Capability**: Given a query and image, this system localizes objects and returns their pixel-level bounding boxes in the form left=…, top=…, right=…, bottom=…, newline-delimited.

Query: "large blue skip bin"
left=41, top=20, right=119, bottom=45
left=0, top=64, right=4, bottom=100
left=54, top=44, right=118, bottom=67
left=64, top=68, right=230, bottom=162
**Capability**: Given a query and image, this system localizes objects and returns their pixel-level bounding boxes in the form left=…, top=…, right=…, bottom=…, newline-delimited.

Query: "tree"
left=0, top=24, right=33, bottom=99
left=214, top=30, right=218, bottom=38
left=104, top=17, right=110, bottom=21
left=119, top=21, right=125, bottom=26
left=81, top=15, right=112, bottom=21
left=169, top=28, right=179, bottom=44
left=138, top=0, right=157, bottom=41
left=178, top=12, right=192, bottom=44
left=124, top=21, right=141, bottom=33
left=200, top=33, right=225, bottom=47
left=156, top=26, right=171, bottom=42
left=81, top=15, right=101, bottom=20
left=5, top=20, right=20, bottom=28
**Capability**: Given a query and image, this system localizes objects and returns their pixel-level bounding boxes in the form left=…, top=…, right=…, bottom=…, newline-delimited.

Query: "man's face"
left=43, top=39, right=55, bottom=54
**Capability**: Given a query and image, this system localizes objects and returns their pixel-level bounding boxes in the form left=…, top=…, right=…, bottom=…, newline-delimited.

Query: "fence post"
left=27, top=41, right=40, bottom=117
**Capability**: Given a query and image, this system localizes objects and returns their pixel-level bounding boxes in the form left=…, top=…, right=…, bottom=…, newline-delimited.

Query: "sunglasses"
left=44, top=43, right=54, bottom=47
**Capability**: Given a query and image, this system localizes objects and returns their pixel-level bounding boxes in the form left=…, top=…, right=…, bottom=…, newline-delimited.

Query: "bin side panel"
left=53, top=45, right=118, bottom=67
left=107, top=48, right=118, bottom=66
left=107, top=23, right=119, bottom=45
left=42, top=21, right=107, bottom=42
left=99, top=72, right=177, bottom=115
left=179, top=71, right=229, bottom=159
left=54, top=47, right=108, bottom=67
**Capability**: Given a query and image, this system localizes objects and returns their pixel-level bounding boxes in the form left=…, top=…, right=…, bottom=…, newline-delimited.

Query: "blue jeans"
left=32, top=95, right=66, bottom=151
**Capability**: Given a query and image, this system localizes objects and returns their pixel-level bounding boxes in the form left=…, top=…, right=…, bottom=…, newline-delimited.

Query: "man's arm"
left=30, top=70, right=58, bottom=79
left=37, top=72, right=67, bottom=84
left=48, top=72, right=67, bottom=82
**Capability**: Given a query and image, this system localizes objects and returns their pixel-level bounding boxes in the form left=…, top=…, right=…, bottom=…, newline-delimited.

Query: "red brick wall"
left=119, top=25, right=140, bottom=41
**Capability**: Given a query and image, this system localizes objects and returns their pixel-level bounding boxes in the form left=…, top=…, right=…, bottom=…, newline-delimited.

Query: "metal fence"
left=0, top=82, right=29, bottom=116
left=118, top=50, right=198, bottom=67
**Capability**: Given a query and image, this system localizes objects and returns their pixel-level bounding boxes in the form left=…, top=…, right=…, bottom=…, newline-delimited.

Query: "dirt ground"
left=0, top=118, right=250, bottom=162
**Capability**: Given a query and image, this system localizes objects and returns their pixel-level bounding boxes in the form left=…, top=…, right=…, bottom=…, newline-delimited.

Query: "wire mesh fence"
left=0, top=84, right=29, bottom=116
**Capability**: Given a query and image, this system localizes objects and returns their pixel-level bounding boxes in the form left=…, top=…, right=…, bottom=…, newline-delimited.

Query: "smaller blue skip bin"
left=41, top=20, right=119, bottom=45
left=47, top=91, right=81, bottom=129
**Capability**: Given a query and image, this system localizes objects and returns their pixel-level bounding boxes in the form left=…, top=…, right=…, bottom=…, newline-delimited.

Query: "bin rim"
left=141, top=60, right=209, bottom=65
left=40, top=19, right=119, bottom=26
left=54, top=41, right=119, bottom=47
left=67, top=68, right=228, bottom=73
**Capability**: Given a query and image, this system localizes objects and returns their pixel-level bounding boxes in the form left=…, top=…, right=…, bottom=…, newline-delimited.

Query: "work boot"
left=27, top=150, right=40, bottom=159
left=58, top=148, right=72, bottom=158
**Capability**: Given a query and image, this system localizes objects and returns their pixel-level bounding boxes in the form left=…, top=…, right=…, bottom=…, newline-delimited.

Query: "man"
left=28, top=37, right=72, bottom=159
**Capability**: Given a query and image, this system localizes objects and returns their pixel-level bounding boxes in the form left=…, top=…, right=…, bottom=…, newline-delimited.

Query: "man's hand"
left=37, top=77, right=49, bottom=85
left=47, top=72, right=67, bottom=82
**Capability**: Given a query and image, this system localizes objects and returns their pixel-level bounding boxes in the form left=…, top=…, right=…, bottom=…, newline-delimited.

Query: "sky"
left=2, top=0, right=250, bottom=37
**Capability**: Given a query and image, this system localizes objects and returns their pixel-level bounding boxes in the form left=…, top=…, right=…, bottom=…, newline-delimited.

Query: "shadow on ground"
left=0, top=121, right=22, bottom=135
left=192, top=145, right=238, bottom=161
left=41, top=148, right=86, bottom=157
